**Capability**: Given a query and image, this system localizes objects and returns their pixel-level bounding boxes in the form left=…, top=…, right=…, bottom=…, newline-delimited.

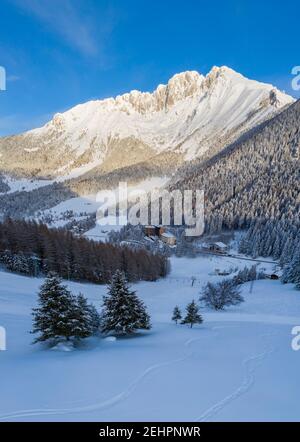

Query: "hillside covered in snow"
left=0, top=67, right=294, bottom=180
left=0, top=255, right=299, bottom=422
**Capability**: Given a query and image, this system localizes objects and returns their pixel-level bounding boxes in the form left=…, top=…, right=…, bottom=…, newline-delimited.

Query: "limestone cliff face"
left=0, top=67, right=294, bottom=178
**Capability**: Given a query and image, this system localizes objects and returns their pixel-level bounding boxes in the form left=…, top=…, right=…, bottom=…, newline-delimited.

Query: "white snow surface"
left=0, top=175, right=54, bottom=194
left=0, top=255, right=300, bottom=422
left=38, top=176, right=169, bottom=231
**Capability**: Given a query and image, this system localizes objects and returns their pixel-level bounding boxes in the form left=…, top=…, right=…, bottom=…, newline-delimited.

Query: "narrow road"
left=196, top=251, right=277, bottom=265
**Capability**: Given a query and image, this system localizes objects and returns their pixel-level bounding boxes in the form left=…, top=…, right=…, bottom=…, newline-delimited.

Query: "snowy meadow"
left=0, top=255, right=300, bottom=422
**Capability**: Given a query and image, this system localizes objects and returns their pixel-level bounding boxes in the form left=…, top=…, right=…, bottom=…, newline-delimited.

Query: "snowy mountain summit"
left=0, top=66, right=294, bottom=178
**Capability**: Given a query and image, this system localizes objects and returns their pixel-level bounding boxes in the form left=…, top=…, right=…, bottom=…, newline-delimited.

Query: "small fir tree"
left=101, top=270, right=151, bottom=335
left=87, top=302, right=101, bottom=333
left=172, top=306, right=182, bottom=324
left=181, top=300, right=203, bottom=328
left=32, top=273, right=78, bottom=344
left=72, top=293, right=96, bottom=340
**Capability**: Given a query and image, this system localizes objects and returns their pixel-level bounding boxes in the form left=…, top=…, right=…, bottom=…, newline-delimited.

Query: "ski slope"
left=0, top=255, right=300, bottom=422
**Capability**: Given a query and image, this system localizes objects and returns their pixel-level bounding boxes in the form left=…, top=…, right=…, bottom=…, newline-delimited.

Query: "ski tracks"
left=0, top=352, right=190, bottom=421
left=194, top=331, right=276, bottom=422
left=0, top=333, right=208, bottom=421
left=0, top=327, right=277, bottom=421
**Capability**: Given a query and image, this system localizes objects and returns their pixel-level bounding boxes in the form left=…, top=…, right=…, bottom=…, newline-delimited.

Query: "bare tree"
left=200, top=280, right=244, bottom=311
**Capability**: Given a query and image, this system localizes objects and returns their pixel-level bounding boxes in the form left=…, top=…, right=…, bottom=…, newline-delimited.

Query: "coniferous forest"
left=0, top=218, right=169, bottom=283
left=239, top=219, right=300, bottom=288
left=172, top=100, right=300, bottom=232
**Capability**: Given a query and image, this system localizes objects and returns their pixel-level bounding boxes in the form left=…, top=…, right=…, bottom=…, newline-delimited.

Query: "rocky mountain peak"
left=0, top=66, right=294, bottom=180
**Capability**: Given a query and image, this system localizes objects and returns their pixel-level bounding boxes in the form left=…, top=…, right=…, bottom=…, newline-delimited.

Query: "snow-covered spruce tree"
left=247, top=265, right=258, bottom=281
left=200, top=279, right=244, bottom=311
left=280, top=237, right=295, bottom=267
left=101, top=270, right=151, bottom=336
left=237, top=220, right=300, bottom=269
left=72, top=293, right=98, bottom=339
left=172, top=306, right=182, bottom=324
left=181, top=300, right=203, bottom=328
left=32, top=273, right=90, bottom=344
left=238, top=233, right=253, bottom=255
left=233, top=265, right=258, bottom=286
left=232, top=267, right=248, bottom=285
left=87, top=302, right=101, bottom=333
left=282, top=249, right=300, bottom=288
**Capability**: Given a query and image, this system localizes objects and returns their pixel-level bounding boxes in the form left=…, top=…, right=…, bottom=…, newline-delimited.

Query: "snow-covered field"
left=0, top=175, right=54, bottom=194
left=0, top=255, right=300, bottom=422
left=35, top=176, right=169, bottom=233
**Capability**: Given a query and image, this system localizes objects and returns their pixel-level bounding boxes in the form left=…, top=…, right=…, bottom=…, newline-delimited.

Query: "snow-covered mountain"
left=0, top=66, right=294, bottom=179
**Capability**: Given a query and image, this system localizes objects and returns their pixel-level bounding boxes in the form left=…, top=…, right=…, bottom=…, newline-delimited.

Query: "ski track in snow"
left=0, top=258, right=298, bottom=422
left=0, top=353, right=190, bottom=421
left=194, top=331, right=276, bottom=422
left=0, top=325, right=278, bottom=421
left=0, top=332, right=213, bottom=421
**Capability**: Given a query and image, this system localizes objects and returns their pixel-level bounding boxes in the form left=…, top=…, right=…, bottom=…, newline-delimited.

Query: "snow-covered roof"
left=144, top=225, right=164, bottom=229
left=213, top=242, right=227, bottom=249
left=161, top=232, right=176, bottom=238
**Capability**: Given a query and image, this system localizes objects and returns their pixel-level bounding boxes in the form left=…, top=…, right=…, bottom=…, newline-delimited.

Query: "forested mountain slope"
left=172, top=100, right=300, bottom=231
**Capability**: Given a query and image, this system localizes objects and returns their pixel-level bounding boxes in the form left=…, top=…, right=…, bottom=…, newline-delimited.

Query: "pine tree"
left=181, top=300, right=203, bottom=328
left=247, top=265, right=257, bottom=281
left=87, top=302, right=101, bottom=333
left=282, top=249, right=300, bottom=288
left=172, top=306, right=182, bottom=324
left=280, top=237, right=294, bottom=267
left=233, top=267, right=248, bottom=285
left=72, top=293, right=96, bottom=339
left=32, top=273, right=79, bottom=344
left=101, top=270, right=151, bottom=336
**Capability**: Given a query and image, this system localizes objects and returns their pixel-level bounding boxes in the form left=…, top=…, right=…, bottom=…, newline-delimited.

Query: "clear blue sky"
left=0, top=0, right=299, bottom=135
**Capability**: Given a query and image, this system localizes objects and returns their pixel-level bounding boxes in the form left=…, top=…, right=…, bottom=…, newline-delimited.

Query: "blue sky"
left=0, top=0, right=299, bottom=135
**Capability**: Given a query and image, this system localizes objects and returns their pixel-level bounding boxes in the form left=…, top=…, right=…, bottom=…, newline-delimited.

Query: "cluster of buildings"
left=201, top=241, right=229, bottom=255
left=143, top=227, right=232, bottom=251
left=144, top=225, right=177, bottom=246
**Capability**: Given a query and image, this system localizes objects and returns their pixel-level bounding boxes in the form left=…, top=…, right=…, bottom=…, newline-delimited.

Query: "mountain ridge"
left=0, top=66, right=294, bottom=180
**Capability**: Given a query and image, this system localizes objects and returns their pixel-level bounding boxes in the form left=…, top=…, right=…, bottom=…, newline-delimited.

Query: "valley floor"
left=0, top=256, right=300, bottom=422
